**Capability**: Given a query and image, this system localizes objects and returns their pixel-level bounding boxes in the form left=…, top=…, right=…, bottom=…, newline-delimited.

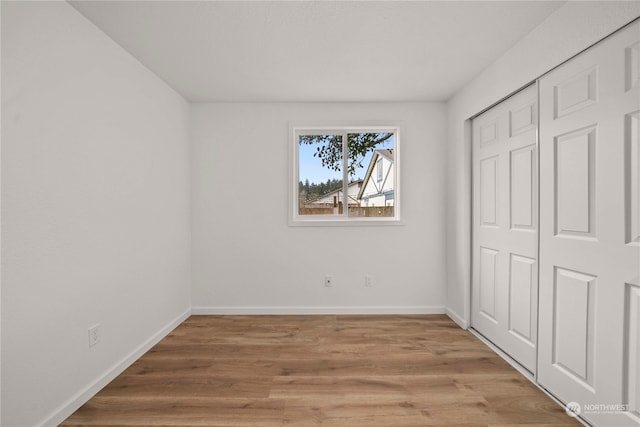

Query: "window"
left=291, top=126, right=400, bottom=225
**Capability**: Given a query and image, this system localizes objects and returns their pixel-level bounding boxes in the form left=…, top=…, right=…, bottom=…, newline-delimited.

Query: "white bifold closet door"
left=537, top=20, right=640, bottom=427
left=472, top=84, right=539, bottom=374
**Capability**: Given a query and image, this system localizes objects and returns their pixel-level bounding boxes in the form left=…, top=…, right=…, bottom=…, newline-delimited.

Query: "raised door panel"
left=555, top=67, right=598, bottom=119
left=553, top=268, right=596, bottom=388
left=511, top=102, right=536, bottom=137
left=479, top=247, right=498, bottom=321
left=480, top=156, right=499, bottom=227
left=555, top=126, right=596, bottom=237
left=509, top=254, right=535, bottom=344
left=511, top=145, right=535, bottom=230
left=627, top=111, right=640, bottom=246
left=627, top=41, right=640, bottom=91
left=480, top=120, right=499, bottom=147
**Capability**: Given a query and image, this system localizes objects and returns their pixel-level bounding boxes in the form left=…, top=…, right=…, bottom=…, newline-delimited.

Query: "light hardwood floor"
left=62, top=315, right=580, bottom=426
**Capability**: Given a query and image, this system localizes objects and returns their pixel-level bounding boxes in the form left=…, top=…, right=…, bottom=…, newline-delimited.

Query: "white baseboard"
left=445, top=307, right=469, bottom=329
left=40, top=308, right=191, bottom=427
left=191, top=306, right=446, bottom=315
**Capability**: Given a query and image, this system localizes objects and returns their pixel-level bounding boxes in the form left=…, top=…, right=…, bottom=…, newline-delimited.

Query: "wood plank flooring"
left=62, top=315, right=580, bottom=426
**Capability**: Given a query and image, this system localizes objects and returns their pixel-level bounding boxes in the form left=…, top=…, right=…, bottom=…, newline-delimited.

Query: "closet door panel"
left=472, top=84, right=538, bottom=373
left=538, top=19, right=640, bottom=427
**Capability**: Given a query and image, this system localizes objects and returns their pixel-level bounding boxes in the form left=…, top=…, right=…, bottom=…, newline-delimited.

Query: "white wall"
left=445, top=2, right=640, bottom=328
left=191, top=102, right=446, bottom=314
left=1, top=2, right=191, bottom=426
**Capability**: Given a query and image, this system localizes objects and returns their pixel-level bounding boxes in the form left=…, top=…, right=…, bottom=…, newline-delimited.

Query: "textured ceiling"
left=70, top=1, right=564, bottom=102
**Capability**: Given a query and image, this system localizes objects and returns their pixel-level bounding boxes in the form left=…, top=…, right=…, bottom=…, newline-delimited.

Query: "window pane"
left=347, top=132, right=395, bottom=218
left=298, top=134, right=344, bottom=216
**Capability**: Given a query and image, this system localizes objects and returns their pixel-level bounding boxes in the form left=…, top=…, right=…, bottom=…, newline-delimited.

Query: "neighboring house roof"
left=357, top=149, right=394, bottom=200
left=307, top=179, right=363, bottom=204
left=376, top=149, right=394, bottom=161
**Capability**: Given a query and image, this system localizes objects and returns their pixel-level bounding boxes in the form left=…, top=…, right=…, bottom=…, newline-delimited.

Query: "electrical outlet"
left=324, top=275, right=333, bottom=287
left=88, top=324, right=101, bottom=347
left=365, top=275, right=374, bottom=287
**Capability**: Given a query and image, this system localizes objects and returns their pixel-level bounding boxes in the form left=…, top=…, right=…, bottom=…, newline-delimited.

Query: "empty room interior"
left=2, top=1, right=640, bottom=426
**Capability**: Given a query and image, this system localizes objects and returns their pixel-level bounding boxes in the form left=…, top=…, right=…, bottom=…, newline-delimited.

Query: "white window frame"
left=289, top=125, right=401, bottom=226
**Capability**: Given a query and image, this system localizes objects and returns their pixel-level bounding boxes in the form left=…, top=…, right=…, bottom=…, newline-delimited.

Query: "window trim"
left=289, top=125, right=402, bottom=226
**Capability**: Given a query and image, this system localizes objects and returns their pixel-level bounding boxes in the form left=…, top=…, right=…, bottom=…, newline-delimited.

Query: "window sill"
left=288, top=218, right=404, bottom=227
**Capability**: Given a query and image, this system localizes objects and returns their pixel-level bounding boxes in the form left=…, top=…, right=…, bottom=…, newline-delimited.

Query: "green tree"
left=299, top=133, right=393, bottom=177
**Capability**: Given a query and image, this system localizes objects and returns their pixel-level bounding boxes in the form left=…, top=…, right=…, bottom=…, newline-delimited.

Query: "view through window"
left=295, top=129, right=397, bottom=221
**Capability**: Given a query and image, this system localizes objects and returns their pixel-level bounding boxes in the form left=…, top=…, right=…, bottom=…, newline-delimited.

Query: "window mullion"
left=342, top=131, right=349, bottom=218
